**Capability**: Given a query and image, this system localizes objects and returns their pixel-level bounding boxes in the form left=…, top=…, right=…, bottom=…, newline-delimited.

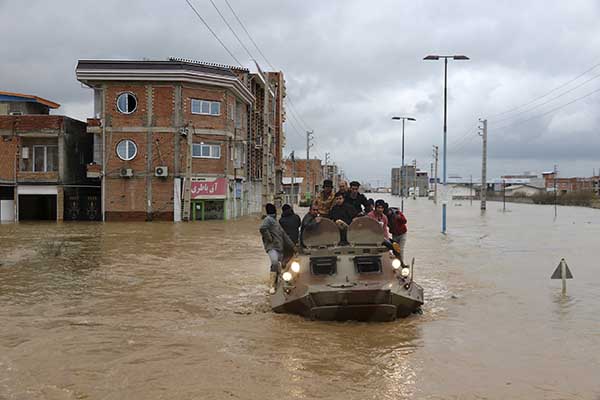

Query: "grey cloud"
left=2, top=0, right=600, bottom=183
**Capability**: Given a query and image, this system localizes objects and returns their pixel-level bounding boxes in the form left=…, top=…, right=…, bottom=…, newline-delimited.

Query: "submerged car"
left=271, top=216, right=424, bottom=321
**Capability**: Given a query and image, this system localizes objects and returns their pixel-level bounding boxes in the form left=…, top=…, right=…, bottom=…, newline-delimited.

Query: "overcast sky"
left=2, top=0, right=600, bottom=185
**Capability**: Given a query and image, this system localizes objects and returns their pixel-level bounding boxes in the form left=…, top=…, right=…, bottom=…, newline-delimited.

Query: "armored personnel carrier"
left=271, top=216, right=424, bottom=321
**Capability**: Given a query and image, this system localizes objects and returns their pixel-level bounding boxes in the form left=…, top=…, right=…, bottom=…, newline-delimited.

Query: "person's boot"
left=268, top=271, right=278, bottom=294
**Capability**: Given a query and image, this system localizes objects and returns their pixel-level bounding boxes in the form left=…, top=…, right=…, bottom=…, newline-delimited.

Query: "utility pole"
left=305, top=130, right=314, bottom=202
left=324, top=152, right=330, bottom=179
left=291, top=151, right=296, bottom=205
left=182, top=128, right=193, bottom=221
left=503, top=179, right=506, bottom=212
left=413, top=159, right=417, bottom=199
left=554, top=164, right=558, bottom=218
left=432, top=146, right=439, bottom=204
left=470, top=174, right=473, bottom=206
left=479, top=119, right=487, bottom=211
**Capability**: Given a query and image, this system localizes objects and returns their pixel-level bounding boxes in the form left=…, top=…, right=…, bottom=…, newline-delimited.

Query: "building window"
left=191, top=99, right=220, bottom=116
left=116, top=139, right=138, bottom=161
left=32, top=145, right=58, bottom=172
left=192, top=143, right=221, bottom=159
left=116, top=92, right=137, bottom=114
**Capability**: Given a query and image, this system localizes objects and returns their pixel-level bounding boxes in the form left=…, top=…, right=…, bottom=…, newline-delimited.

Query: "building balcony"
left=86, top=163, right=102, bottom=178
left=17, top=171, right=59, bottom=183
left=87, top=118, right=101, bottom=134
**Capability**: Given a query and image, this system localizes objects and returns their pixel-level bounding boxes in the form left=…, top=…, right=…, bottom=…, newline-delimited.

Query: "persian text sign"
left=191, top=178, right=227, bottom=199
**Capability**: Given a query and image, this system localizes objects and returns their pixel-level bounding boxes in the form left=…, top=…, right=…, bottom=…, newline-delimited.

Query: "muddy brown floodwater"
left=1, top=196, right=600, bottom=399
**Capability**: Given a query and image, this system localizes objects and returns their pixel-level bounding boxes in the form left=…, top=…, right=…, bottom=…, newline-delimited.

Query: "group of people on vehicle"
left=259, top=179, right=408, bottom=294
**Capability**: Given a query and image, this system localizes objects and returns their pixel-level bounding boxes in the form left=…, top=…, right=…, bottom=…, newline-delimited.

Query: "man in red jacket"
left=387, top=206, right=408, bottom=267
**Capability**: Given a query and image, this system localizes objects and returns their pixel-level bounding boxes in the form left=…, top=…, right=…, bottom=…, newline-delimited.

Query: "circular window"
left=116, top=139, right=137, bottom=161
left=116, top=92, right=137, bottom=114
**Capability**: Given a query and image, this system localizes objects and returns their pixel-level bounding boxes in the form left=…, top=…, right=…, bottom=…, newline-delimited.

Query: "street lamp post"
left=424, top=54, right=469, bottom=234
left=392, top=116, right=416, bottom=213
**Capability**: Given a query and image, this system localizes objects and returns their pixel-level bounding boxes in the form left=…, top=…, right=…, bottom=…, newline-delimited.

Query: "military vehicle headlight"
left=282, top=271, right=293, bottom=282
left=392, top=258, right=401, bottom=269
left=291, top=261, right=300, bottom=273
left=400, top=267, right=410, bottom=278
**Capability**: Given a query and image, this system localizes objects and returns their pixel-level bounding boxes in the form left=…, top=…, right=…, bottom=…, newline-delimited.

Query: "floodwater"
left=1, top=196, right=600, bottom=400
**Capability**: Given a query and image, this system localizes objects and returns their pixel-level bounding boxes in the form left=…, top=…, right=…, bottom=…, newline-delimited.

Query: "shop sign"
left=191, top=178, right=227, bottom=199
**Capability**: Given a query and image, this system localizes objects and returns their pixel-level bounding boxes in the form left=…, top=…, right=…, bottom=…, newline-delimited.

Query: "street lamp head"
left=392, top=116, right=416, bottom=121
left=424, top=55, right=440, bottom=60
left=453, top=55, right=470, bottom=60
left=407, top=117, right=416, bottom=121
left=391, top=116, right=401, bottom=120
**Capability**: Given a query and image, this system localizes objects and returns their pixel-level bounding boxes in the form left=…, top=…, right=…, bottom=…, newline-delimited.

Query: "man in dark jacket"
left=345, top=181, right=372, bottom=215
left=300, top=203, right=321, bottom=247
left=329, top=191, right=357, bottom=227
left=279, top=204, right=301, bottom=244
left=260, top=203, right=295, bottom=294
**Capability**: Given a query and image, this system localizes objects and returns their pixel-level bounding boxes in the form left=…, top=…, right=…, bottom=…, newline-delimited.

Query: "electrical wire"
left=223, top=0, right=277, bottom=71
left=490, top=72, right=600, bottom=124
left=184, top=0, right=242, bottom=66
left=207, top=0, right=255, bottom=61
left=488, top=60, right=600, bottom=119
left=493, top=86, right=600, bottom=132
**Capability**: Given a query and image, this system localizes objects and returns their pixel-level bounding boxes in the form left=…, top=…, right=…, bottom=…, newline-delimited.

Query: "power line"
left=494, top=86, right=600, bottom=132
left=491, top=72, right=600, bottom=124
left=489, top=60, right=600, bottom=119
left=184, top=0, right=242, bottom=66
left=207, top=0, right=255, bottom=61
left=223, top=0, right=277, bottom=71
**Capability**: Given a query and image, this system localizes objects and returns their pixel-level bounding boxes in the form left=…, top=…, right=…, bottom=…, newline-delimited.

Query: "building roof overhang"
left=0, top=91, right=60, bottom=109
left=75, top=60, right=255, bottom=105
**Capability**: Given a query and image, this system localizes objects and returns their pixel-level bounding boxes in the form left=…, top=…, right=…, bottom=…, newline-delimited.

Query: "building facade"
left=0, top=92, right=94, bottom=222
left=283, top=158, right=324, bottom=203
left=542, top=171, right=599, bottom=194
left=76, top=58, right=284, bottom=221
left=391, top=166, right=428, bottom=197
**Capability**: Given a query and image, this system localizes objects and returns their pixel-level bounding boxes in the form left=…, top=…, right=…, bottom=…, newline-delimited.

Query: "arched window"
left=116, top=139, right=137, bottom=161
left=116, top=92, right=137, bottom=114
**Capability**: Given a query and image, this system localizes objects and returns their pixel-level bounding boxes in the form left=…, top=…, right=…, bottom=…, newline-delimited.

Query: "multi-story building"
left=391, top=166, right=428, bottom=197
left=76, top=58, right=284, bottom=221
left=283, top=158, right=324, bottom=202
left=542, top=171, right=598, bottom=194
left=0, top=91, right=93, bottom=222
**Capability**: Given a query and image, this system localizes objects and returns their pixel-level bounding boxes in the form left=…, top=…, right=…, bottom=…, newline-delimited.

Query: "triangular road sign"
left=551, top=260, right=573, bottom=279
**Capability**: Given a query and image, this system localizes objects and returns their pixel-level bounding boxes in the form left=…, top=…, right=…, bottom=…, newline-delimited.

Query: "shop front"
left=190, top=177, right=227, bottom=221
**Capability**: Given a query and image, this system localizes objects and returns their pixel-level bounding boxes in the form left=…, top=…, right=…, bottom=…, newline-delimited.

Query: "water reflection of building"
left=0, top=91, right=96, bottom=222
left=76, top=58, right=285, bottom=221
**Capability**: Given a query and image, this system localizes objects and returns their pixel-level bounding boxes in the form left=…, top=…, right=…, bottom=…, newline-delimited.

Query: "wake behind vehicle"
left=271, top=216, right=424, bottom=321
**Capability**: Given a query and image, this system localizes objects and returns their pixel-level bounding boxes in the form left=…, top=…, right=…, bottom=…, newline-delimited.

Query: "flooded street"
left=1, top=196, right=600, bottom=399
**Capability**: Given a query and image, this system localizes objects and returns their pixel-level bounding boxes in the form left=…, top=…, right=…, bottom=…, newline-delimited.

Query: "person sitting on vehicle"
left=300, top=203, right=321, bottom=247
left=387, top=205, right=408, bottom=267
left=345, top=181, right=372, bottom=215
left=279, top=203, right=301, bottom=245
left=367, top=199, right=390, bottom=239
left=338, top=180, right=349, bottom=195
left=329, top=191, right=357, bottom=229
left=314, top=179, right=335, bottom=218
left=260, top=203, right=296, bottom=294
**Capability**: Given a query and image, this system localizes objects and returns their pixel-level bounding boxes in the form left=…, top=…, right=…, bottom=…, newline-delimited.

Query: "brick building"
left=76, top=58, right=285, bottom=221
left=542, top=171, right=599, bottom=194
left=283, top=158, right=324, bottom=203
left=0, top=91, right=93, bottom=221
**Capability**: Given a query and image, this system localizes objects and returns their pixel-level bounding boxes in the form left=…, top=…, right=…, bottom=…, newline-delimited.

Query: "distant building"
left=542, top=171, right=598, bottom=194
left=0, top=91, right=93, bottom=221
left=391, top=166, right=428, bottom=197
left=283, top=158, right=323, bottom=202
